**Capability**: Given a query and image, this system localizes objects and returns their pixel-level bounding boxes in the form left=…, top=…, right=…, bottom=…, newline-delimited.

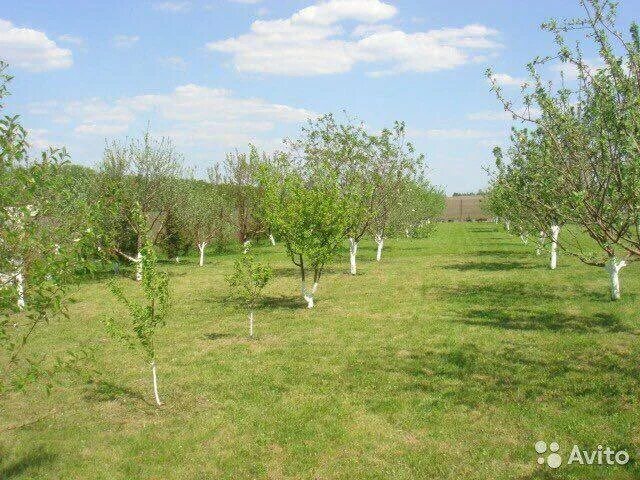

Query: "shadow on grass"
left=473, top=250, right=534, bottom=258
left=0, top=447, right=57, bottom=479
left=463, top=309, right=631, bottom=334
left=203, top=332, right=235, bottom=341
left=205, top=293, right=303, bottom=311
left=396, top=340, right=640, bottom=410
left=444, top=261, right=537, bottom=271
left=83, top=379, right=152, bottom=405
left=430, top=282, right=561, bottom=303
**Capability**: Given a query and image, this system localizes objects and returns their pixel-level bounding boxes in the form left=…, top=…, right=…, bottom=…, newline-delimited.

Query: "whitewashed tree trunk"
left=302, top=281, right=318, bottom=309
left=269, top=234, right=275, bottom=246
left=505, top=220, right=511, bottom=231
left=605, top=256, right=627, bottom=301
left=16, top=269, right=25, bottom=311
left=536, top=230, right=546, bottom=256
left=550, top=225, right=560, bottom=270
left=151, top=360, right=162, bottom=406
left=135, top=251, right=143, bottom=281
left=374, top=233, right=384, bottom=262
left=249, top=310, right=254, bottom=338
left=405, top=228, right=410, bottom=238
left=349, top=237, right=358, bottom=275
left=243, top=240, right=251, bottom=254
left=198, top=242, right=207, bottom=267
left=520, top=233, right=528, bottom=245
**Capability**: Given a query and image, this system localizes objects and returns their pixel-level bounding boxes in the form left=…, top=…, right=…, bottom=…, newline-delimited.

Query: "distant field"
left=441, top=195, right=489, bottom=221
left=1, top=223, right=639, bottom=480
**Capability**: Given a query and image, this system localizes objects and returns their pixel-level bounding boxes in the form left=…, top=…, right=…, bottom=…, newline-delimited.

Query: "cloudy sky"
left=2, top=0, right=638, bottom=193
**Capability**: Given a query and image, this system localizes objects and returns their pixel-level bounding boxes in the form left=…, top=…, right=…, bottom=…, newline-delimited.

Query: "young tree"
left=488, top=0, right=640, bottom=299
left=368, top=122, right=430, bottom=261
left=106, top=243, right=169, bottom=406
left=226, top=251, right=272, bottom=338
left=259, top=154, right=350, bottom=308
left=96, top=132, right=182, bottom=281
left=0, top=62, right=94, bottom=392
left=286, top=114, right=377, bottom=275
left=182, top=178, right=232, bottom=267
left=216, top=146, right=264, bottom=244
left=388, top=178, right=445, bottom=241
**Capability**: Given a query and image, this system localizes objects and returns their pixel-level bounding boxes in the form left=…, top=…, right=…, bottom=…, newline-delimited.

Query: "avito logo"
left=535, top=441, right=630, bottom=469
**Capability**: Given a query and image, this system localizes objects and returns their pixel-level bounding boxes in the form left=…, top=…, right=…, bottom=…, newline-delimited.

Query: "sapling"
left=106, top=243, right=169, bottom=406
left=226, top=251, right=272, bottom=338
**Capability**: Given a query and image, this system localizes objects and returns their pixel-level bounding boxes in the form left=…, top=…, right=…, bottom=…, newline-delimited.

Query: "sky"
left=2, top=0, right=639, bottom=194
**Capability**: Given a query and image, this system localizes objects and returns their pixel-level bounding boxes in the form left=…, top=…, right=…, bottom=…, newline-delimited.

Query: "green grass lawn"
left=2, top=222, right=640, bottom=479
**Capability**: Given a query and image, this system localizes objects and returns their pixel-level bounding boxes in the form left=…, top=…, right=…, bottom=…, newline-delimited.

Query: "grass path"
left=1, top=223, right=639, bottom=479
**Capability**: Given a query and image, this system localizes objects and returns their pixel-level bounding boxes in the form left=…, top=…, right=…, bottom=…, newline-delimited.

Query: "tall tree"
left=488, top=0, right=640, bottom=299
left=96, top=132, right=183, bottom=280
left=0, top=62, right=93, bottom=392
left=258, top=153, right=350, bottom=308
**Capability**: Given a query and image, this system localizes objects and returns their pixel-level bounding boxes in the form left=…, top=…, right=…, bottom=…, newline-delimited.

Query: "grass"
left=1, top=222, right=640, bottom=479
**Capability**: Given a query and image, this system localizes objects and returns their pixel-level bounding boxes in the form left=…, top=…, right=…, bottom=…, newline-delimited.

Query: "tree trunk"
left=536, top=230, right=546, bottom=256
left=349, top=237, right=358, bottom=275
left=550, top=225, right=560, bottom=270
left=242, top=240, right=251, bottom=254
left=249, top=310, right=254, bottom=338
left=302, top=281, right=318, bottom=309
left=605, top=256, right=627, bottom=301
left=135, top=251, right=143, bottom=281
left=151, top=360, right=162, bottom=406
left=269, top=234, right=275, bottom=246
left=505, top=220, right=511, bottom=231
left=520, top=233, right=528, bottom=245
left=16, top=269, right=25, bottom=311
left=374, top=233, right=384, bottom=262
left=198, top=242, right=207, bottom=267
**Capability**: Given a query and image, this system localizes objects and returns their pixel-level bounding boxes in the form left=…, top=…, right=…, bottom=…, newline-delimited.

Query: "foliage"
left=226, top=253, right=272, bottom=309
left=106, top=243, right=169, bottom=361
left=0, top=62, right=95, bottom=393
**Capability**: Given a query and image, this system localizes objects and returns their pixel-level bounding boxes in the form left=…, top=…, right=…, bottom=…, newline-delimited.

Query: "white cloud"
left=207, top=1, right=499, bottom=76
left=160, top=56, right=187, bottom=70
left=491, top=72, right=526, bottom=87
left=58, top=34, right=84, bottom=46
left=29, top=84, right=314, bottom=146
left=27, top=128, right=62, bottom=151
left=153, top=1, right=192, bottom=12
left=112, top=35, right=139, bottom=48
left=351, top=23, right=393, bottom=37
left=412, top=128, right=501, bottom=139
left=0, top=19, right=72, bottom=72
left=467, top=106, right=541, bottom=122
left=466, top=110, right=511, bottom=121
left=551, top=59, right=604, bottom=81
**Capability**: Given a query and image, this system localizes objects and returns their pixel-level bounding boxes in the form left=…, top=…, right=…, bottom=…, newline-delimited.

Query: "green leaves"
left=106, top=243, right=169, bottom=360
left=226, top=253, right=272, bottom=308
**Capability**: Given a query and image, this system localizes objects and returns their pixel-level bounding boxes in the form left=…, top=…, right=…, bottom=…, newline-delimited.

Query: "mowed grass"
left=2, top=222, right=640, bottom=479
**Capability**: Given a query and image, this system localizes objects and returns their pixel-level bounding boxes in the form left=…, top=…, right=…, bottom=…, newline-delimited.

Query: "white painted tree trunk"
left=269, top=234, right=275, bottom=246
left=302, top=282, right=318, bottom=309
left=520, top=233, right=528, bottom=245
left=374, top=233, right=384, bottom=262
left=505, top=220, right=511, bottom=231
left=249, top=310, right=254, bottom=338
left=198, top=242, right=207, bottom=267
left=151, top=360, right=162, bottom=406
left=550, top=225, right=560, bottom=270
left=349, top=237, right=358, bottom=275
left=135, top=251, right=143, bottom=281
left=605, top=256, right=627, bottom=300
left=16, top=269, right=25, bottom=311
left=536, top=230, right=546, bottom=256
left=405, top=228, right=410, bottom=238
left=243, top=240, right=251, bottom=254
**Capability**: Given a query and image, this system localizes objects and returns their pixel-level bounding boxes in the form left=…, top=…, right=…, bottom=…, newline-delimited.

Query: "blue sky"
left=2, top=0, right=639, bottom=193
